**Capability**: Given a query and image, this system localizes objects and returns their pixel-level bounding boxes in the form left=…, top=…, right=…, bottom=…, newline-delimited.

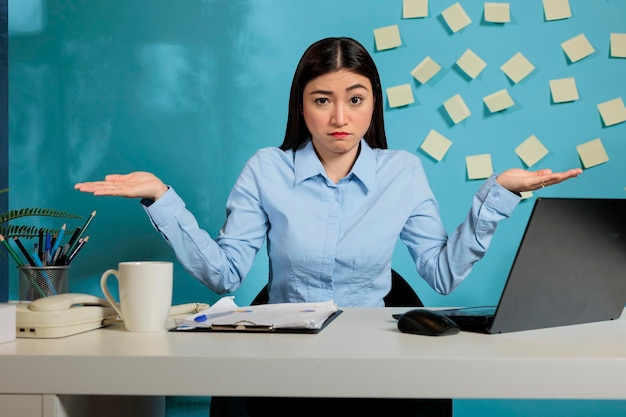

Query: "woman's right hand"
left=74, top=171, right=169, bottom=201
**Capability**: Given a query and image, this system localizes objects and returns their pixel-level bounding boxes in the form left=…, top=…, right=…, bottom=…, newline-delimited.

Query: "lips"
left=330, top=132, right=349, bottom=138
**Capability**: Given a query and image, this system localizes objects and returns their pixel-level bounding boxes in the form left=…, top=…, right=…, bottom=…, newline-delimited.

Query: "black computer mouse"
left=396, top=308, right=461, bottom=336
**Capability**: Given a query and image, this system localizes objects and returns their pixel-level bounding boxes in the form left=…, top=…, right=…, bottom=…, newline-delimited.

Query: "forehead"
left=304, top=69, right=372, bottom=93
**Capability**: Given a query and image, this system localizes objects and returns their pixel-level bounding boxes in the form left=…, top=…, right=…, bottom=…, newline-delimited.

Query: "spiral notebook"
left=435, top=197, right=626, bottom=334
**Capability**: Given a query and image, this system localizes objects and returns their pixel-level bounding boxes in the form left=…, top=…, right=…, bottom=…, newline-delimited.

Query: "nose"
left=331, top=103, right=347, bottom=127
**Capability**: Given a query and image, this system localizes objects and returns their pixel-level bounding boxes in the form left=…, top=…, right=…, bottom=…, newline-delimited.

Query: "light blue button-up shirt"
left=143, top=139, right=520, bottom=307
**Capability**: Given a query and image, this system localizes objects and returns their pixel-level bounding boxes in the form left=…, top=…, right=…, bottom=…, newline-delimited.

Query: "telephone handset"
left=16, top=293, right=209, bottom=338
left=28, top=293, right=111, bottom=312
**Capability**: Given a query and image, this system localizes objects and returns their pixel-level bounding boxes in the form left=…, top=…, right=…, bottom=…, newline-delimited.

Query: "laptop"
left=436, top=197, right=626, bottom=334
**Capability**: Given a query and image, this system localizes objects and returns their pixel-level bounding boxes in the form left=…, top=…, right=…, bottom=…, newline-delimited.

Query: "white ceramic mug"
left=100, top=261, right=173, bottom=332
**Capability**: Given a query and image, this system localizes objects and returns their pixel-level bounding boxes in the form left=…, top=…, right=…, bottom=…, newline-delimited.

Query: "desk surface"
left=1, top=307, right=626, bottom=399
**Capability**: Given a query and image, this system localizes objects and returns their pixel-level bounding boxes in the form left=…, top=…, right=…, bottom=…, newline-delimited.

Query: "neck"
left=315, top=144, right=360, bottom=184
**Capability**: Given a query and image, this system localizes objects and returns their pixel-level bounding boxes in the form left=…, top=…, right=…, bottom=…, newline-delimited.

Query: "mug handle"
left=100, top=269, right=124, bottom=319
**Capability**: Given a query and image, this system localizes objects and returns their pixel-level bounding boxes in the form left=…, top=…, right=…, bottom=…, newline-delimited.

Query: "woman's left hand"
left=496, top=168, right=583, bottom=193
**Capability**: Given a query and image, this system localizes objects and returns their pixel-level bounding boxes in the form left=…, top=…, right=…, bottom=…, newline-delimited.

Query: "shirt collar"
left=294, top=139, right=376, bottom=192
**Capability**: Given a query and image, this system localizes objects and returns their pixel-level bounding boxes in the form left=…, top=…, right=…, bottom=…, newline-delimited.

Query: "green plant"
left=0, top=188, right=82, bottom=239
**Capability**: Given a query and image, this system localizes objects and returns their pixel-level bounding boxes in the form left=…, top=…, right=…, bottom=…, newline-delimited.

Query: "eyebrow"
left=309, top=83, right=370, bottom=95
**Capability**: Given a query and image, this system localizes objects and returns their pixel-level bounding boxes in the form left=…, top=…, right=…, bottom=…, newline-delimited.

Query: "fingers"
left=536, top=168, right=583, bottom=189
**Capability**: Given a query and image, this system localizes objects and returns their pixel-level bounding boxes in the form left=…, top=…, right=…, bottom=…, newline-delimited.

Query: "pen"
left=49, top=223, right=65, bottom=263
left=0, top=234, right=24, bottom=266
left=68, top=210, right=96, bottom=254
left=194, top=310, right=235, bottom=322
left=13, top=237, right=36, bottom=266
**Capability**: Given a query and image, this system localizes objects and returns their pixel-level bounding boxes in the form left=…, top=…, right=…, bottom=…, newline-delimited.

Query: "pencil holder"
left=18, top=265, right=70, bottom=301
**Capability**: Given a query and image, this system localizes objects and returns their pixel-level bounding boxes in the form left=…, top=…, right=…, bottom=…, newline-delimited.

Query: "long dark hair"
left=280, top=37, right=388, bottom=151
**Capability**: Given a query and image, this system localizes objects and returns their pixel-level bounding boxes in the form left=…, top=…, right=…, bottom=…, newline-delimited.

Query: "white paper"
left=176, top=296, right=339, bottom=330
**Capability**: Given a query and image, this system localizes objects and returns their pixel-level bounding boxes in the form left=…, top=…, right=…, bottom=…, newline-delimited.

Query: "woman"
left=75, top=37, right=582, bottom=416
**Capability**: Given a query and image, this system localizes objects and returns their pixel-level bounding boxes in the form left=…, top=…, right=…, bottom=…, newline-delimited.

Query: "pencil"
left=64, top=226, right=81, bottom=255
left=38, top=228, right=44, bottom=262
left=13, top=237, right=36, bottom=266
left=68, top=210, right=96, bottom=254
left=66, top=236, right=89, bottom=265
left=49, top=223, right=66, bottom=263
left=0, top=234, right=24, bottom=266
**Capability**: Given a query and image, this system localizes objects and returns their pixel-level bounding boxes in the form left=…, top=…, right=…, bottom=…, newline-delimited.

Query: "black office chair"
left=211, top=270, right=452, bottom=417
left=251, top=268, right=424, bottom=307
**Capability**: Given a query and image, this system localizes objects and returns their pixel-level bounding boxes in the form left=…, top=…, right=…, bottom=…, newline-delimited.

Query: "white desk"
left=1, top=307, right=626, bottom=402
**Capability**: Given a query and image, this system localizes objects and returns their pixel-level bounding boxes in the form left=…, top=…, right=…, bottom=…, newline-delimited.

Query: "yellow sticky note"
left=483, top=89, right=515, bottom=113
left=386, top=84, right=415, bottom=108
left=515, top=135, right=549, bottom=167
left=444, top=94, right=471, bottom=124
left=456, top=49, right=487, bottom=79
left=549, top=77, right=579, bottom=103
left=442, top=3, right=472, bottom=33
left=520, top=191, right=533, bottom=200
left=576, top=138, right=608, bottom=169
left=403, top=0, right=428, bottom=18
left=610, top=33, right=626, bottom=58
left=597, top=97, right=626, bottom=127
left=484, top=3, right=510, bottom=23
left=466, top=154, right=493, bottom=180
left=500, top=52, right=535, bottom=84
left=561, top=33, right=595, bottom=63
left=411, top=56, right=441, bottom=84
left=543, top=0, right=571, bottom=21
left=374, top=25, right=402, bottom=51
left=420, top=129, right=452, bottom=161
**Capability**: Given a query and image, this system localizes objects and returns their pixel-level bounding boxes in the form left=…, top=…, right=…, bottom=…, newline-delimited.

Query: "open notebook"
left=433, top=197, right=626, bottom=334
left=173, top=296, right=342, bottom=333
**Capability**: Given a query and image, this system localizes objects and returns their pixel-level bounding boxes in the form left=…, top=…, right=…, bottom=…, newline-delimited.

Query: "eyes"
left=314, top=95, right=366, bottom=106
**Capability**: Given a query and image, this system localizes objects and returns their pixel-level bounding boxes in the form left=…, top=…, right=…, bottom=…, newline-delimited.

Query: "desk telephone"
left=16, top=293, right=209, bottom=338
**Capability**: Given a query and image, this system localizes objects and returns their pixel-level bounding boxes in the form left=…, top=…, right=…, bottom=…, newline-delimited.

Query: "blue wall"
left=7, top=1, right=626, bottom=416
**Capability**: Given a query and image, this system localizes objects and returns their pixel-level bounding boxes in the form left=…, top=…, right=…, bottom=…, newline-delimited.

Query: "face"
left=302, top=69, right=374, bottom=159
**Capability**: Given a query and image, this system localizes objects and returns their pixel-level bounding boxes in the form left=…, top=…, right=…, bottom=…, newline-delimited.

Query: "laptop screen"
left=486, top=197, right=626, bottom=333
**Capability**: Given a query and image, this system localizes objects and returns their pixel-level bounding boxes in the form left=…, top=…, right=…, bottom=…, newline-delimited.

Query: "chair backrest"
left=251, top=269, right=423, bottom=307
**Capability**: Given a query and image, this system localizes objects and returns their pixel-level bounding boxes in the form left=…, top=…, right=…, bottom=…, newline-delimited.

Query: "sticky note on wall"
left=597, top=97, right=626, bottom=127
left=484, top=2, right=510, bottom=23
left=420, top=129, right=452, bottom=161
left=442, top=3, right=472, bottom=33
left=549, top=77, right=579, bottom=103
left=444, top=94, right=471, bottom=124
left=543, top=0, right=572, bottom=21
left=561, top=33, right=595, bottom=63
left=515, top=135, right=549, bottom=167
left=386, top=84, right=415, bottom=108
left=466, top=154, right=493, bottom=179
left=610, top=33, right=626, bottom=58
left=483, top=89, right=515, bottom=113
left=374, top=25, right=402, bottom=51
left=403, top=0, right=428, bottom=18
left=456, top=49, right=487, bottom=79
left=411, top=56, right=441, bottom=84
left=576, top=138, right=608, bottom=168
left=501, top=52, right=535, bottom=84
